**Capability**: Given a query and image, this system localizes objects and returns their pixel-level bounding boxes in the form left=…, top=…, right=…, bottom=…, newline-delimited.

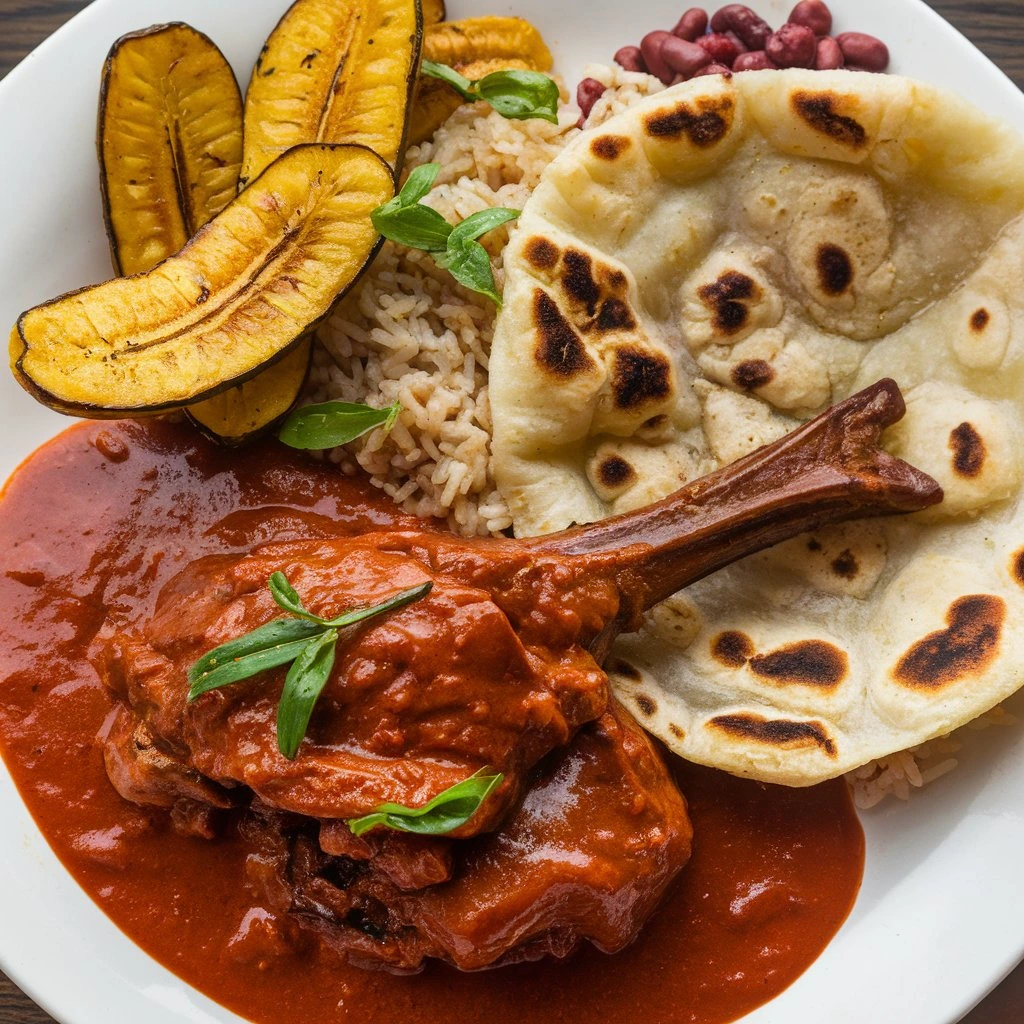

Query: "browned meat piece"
left=98, top=381, right=939, bottom=835
left=94, top=381, right=940, bottom=971
left=100, top=537, right=617, bottom=830
left=245, top=701, right=692, bottom=973
left=102, top=704, right=232, bottom=810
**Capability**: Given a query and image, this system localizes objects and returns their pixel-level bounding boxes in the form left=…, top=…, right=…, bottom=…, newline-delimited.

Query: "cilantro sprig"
left=188, top=571, right=432, bottom=759
left=347, top=768, right=505, bottom=837
left=371, top=163, right=519, bottom=306
left=421, top=60, right=560, bottom=124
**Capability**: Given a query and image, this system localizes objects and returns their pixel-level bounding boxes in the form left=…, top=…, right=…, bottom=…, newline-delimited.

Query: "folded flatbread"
left=490, top=69, right=1024, bottom=785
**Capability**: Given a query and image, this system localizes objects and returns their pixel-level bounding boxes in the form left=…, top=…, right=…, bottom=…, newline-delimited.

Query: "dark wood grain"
left=0, top=1, right=1023, bottom=1022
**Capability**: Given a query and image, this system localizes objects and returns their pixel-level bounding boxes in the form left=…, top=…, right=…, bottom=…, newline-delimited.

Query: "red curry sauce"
left=0, top=419, right=864, bottom=1024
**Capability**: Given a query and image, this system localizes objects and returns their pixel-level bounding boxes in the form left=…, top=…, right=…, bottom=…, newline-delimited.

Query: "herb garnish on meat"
left=188, top=571, right=432, bottom=759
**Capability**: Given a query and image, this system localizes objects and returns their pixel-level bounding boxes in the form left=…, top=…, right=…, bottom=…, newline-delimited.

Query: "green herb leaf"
left=398, top=162, right=443, bottom=205
left=374, top=203, right=453, bottom=252
left=448, top=207, right=520, bottom=246
left=371, top=163, right=451, bottom=251
left=188, top=618, right=325, bottom=698
left=276, top=628, right=339, bottom=759
left=439, top=208, right=520, bottom=307
left=420, top=60, right=476, bottom=100
left=346, top=768, right=505, bottom=837
left=269, top=572, right=432, bottom=629
left=278, top=400, right=401, bottom=451
left=475, top=69, right=560, bottom=123
left=318, top=580, right=433, bottom=628
left=421, top=61, right=560, bottom=124
left=187, top=574, right=434, bottom=757
left=443, top=235, right=504, bottom=307
left=369, top=156, right=519, bottom=306
left=268, top=570, right=312, bottom=620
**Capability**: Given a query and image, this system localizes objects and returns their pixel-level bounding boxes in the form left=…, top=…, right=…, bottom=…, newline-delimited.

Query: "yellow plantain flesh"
left=187, top=342, right=313, bottom=446
left=240, top=0, right=422, bottom=187
left=99, top=23, right=304, bottom=443
left=10, top=144, right=394, bottom=416
left=410, top=17, right=554, bottom=144
left=422, top=0, right=446, bottom=25
left=99, top=23, right=243, bottom=277
left=421, top=16, right=552, bottom=69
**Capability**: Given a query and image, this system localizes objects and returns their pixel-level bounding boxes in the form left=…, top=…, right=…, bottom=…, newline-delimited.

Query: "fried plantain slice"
left=409, top=17, right=554, bottom=144
left=99, top=23, right=243, bottom=277
left=188, top=342, right=313, bottom=446
left=240, top=0, right=423, bottom=187
left=11, top=144, right=394, bottom=417
left=422, top=0, right=446, bottom=25
left=421, top=16, right=552, bottom=70
left=99, top=23, right=307, bottom=443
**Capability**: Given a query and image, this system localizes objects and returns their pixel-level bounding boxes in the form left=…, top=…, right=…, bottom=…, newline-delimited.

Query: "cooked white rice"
left=306, top=66, right=1015, bottom=805
left=310, top=100, right=578, bottom=537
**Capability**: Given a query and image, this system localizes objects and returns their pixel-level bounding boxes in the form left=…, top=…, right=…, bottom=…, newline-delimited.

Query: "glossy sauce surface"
left=0, top=420, right=864, bottom=1024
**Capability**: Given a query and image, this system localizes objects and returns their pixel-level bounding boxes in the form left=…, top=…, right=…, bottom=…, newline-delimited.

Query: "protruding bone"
left=527, top=379, right=942, bottom=649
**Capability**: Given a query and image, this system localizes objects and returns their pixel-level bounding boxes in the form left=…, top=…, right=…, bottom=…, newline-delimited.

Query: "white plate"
left=1, top=1, right=1023, bottom=1022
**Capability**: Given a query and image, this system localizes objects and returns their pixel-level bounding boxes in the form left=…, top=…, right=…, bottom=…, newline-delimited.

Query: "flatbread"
left=490, top=70, right=1024, bottom=785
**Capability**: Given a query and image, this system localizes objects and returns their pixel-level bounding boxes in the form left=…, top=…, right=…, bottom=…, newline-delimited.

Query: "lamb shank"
left=97, top=379, right=940, bottom=972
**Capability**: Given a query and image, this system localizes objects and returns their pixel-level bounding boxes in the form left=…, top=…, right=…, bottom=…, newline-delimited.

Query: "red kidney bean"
left=733, top=49, right=777, bottom=71
left=835, top=31, right=889, bottom=71
left=576, top=78, right=607, bottom=121
left=662, top=35, right=714, bottom=77
left=788, top=0, right=832, bottom=36
left=641, top=30, right=676, bottom=83
left=697, top=32, right=743, bottom=67
left=692, top=62, right=734, bottom=78
left=814, top=35, right=844, bottom=69
left=614, top=45, right=648, bottom=73
left=766, top=22, right=816, bottom=68
left=724, top=30, right=749, bottom=54
left=710, top=5, right=772, bottom=50
left=672, top=7, right=709, bottom=41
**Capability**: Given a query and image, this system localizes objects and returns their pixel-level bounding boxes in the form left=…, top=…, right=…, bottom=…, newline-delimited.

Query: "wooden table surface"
left=1, top=0, right=1024, bottom=1021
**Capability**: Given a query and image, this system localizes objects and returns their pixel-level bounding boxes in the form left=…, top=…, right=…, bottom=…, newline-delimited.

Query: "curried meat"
left=243, top=701, right=692, bottom=972
left=96, top=380, right=940, bottom=970
left=102, top=535, right=620, bottom=830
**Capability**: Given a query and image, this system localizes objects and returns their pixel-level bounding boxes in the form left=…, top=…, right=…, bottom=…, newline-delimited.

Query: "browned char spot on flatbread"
left=831, top=549, right=859, bottom=580
left=749, top=640, right=849, bottom=689
left=643, top=96, right=735, bottom=147
left=732, top=359, right=775, bottom=390
left=816, top=243, right=854, bottom=295
left=893, top=594, right=1005, bottom=688
left=591, top=134, right=632, bottom=160
left=949, top=422, right=986, bottom=479
left=596, top=298, right=636, bottom=332
left=698, top=270, right=759, bottom=335
left=608, top=658, right=642, bottom=681
left=598, top=455, right=636, bottom=488
left=791, top=90, right=868, bottom=148
left=633, top=693, right=657, bottom=716
left=711, top=630, right=755, bottom=667
left=611, top=346, right=672, bottom=408
left=1011, top=549, right=1024, bottom=588
left=668, top=723, right=685, bottom=740
left=970, top=307, right=991, bottom=332
left=524, top=236, right=560, bottom=271
left=561, top=249, right=601, bottom=315
left=708, top=713, right=838, bottom=757
left=533, top=290, right=597, bottom=378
